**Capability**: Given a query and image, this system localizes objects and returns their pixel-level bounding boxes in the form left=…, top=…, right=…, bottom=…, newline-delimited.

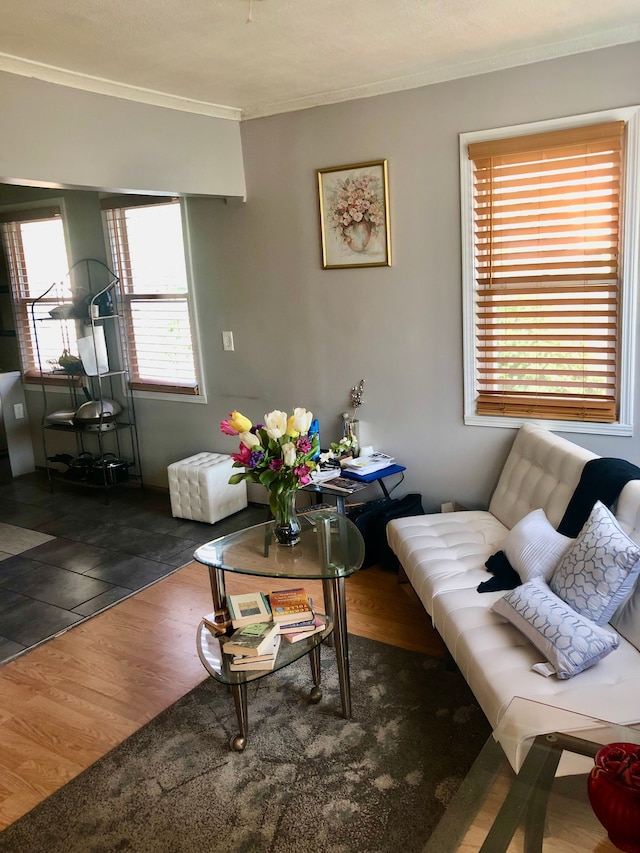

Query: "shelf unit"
left=29, top=258, right=142, bottom=499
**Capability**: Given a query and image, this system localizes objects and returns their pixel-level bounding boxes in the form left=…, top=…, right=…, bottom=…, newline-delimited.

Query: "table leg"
left=331, top=575, right=351, bottom=719
left=308, top=643, right=322, bottom=703
left=321, top=578, right=335, bottom=649
left=229, top=681, right=248, bottom=752
left=208, top=566, right=226, bottom=610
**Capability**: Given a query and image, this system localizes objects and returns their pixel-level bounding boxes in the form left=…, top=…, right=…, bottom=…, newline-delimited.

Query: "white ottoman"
left=168, top=452, right=247, bottom=524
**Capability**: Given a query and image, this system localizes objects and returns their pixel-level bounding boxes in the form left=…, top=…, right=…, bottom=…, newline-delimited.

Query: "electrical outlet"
left=222, top=331, right=234, bottom=351
left=13, top=403, right=24, bottom=420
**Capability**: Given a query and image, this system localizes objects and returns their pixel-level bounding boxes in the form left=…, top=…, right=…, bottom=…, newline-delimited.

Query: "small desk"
left=194, top=509, right=365, bottom=750
left=304, top=463, right=406, bottom=514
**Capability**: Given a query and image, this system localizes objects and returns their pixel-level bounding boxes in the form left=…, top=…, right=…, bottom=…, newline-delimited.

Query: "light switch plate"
left=222, top=331, right=234, bottom=351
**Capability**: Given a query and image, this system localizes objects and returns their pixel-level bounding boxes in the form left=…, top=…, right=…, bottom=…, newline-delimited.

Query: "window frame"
left=460, top=105, right=640, bottom=436
left=102, top=196, right=206, bottom=403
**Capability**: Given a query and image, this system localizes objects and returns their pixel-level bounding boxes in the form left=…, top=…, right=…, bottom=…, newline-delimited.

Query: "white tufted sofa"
left=387, top=423, right=640, bottom=769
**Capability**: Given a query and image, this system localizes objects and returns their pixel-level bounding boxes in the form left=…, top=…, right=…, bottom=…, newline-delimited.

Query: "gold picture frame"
left=317, top=159, right=391, bottom=269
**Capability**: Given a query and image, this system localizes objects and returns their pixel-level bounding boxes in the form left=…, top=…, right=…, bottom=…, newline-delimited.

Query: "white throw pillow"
left=492, top=578, right=620, bottom=679
left=503, top=508, right=573, bottom=583
left=550, top=501, right=640, bottom=626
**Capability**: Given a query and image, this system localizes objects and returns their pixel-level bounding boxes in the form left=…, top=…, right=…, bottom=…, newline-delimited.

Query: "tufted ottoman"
left=168, top=452, right=247, bottom=524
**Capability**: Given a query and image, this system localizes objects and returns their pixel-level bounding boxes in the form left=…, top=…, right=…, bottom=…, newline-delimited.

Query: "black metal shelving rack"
left=29, top=258, right=143, bottom=501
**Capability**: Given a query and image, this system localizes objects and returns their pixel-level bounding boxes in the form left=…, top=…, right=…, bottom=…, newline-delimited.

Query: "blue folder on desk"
left=342, top=464, right=406, bottom=483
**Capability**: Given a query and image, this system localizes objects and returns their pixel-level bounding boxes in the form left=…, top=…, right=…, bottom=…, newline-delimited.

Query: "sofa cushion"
left=492, top=578, right=620, bottom=680
left=610, top=576, right=640, bottom=651
left=503, top=509, right=573, bottom=584
left=550, top=501, right=640, bottom=625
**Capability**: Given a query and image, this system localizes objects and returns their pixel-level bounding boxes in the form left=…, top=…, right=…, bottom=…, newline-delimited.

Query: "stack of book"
left=222, top=621, right=281, bottom=672
left=203, top=586, right=326, bottom=671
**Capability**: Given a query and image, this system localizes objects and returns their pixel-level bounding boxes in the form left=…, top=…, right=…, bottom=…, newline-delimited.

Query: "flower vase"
left=347, top=418, right=360, bottom=457
left=271, top=488, right=301, bottom=547
left=588, top=743, right=640, bottom=852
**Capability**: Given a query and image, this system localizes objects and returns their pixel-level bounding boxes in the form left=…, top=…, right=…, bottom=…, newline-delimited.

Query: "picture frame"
left=317, top=159, right=391, bottom=269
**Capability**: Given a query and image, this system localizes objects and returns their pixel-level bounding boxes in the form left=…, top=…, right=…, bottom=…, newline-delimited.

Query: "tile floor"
left=0, top=472, right=266, bottom=665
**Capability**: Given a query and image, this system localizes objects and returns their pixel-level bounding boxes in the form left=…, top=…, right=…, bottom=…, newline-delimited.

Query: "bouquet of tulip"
left=220, top=408, right=319, bottom=517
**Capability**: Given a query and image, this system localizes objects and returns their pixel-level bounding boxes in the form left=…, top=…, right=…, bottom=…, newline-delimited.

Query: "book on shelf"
left=269, top=587, right=313, bottom=623
left=202, top=609, right=232, bottom=634
left=282, top=615, right=327, bottom=644
left=278, top=615, right=317, bottom=633
left=222, top=621, right=279, bottom=657
left=318, top=475, right=368, bottom=495
left=228, top=634, right=281, bottom=671
left=226, top=590, right=272, bottom=628
left=343, top=452, right=394, bottom=475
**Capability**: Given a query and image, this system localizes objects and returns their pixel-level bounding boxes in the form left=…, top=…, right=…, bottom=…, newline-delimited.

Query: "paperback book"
left=228, top=634, right=281, bottom=671
left=282, top=616, right=327, bottom=644
left=222, top=621, right=279, bottom=657
left=270, top=587, right=313, bottom=623
left=226, top=591, right=272, bottom=628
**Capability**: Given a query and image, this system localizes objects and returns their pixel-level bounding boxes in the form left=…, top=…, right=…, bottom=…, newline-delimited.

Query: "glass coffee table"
left=194, top=508, right=365, bottom=751
left=423, top=697, right=640, bottom=852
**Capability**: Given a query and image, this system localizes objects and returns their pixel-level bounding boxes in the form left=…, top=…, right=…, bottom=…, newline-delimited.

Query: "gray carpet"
left=0, top=635, right=491, bottom=853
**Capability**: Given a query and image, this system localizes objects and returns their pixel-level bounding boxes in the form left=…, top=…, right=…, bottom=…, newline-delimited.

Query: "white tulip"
left=239, top=431, right=261, bottom=449
left=292, top=407, right=313, bottom=434
left=282, top=442, right=297, bottom=466
left=264, top=410, right=288, bottom=439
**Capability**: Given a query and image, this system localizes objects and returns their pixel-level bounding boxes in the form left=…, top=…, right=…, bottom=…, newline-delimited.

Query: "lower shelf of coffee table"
left=196, top=618, right=332, bottom=685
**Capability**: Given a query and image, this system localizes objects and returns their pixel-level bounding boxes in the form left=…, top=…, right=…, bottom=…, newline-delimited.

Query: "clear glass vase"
left=272, top=488, right=301, bottom=546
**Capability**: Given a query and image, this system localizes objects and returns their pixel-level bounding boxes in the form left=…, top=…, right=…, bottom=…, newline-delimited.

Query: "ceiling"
left=1, top=0, right=639, bottom=121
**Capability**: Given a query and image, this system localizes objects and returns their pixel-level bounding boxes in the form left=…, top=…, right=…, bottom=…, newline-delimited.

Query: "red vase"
left=587, top=742, right=640, bottom=853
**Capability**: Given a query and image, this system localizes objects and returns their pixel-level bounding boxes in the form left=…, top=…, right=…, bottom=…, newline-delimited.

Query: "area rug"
left=0, top=635, right=491, bottom=853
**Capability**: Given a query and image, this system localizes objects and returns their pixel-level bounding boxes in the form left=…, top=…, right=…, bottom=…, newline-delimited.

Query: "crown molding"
left=241, top=26, right=640, bottom=119
left=0, top=53, right=243, bottom=121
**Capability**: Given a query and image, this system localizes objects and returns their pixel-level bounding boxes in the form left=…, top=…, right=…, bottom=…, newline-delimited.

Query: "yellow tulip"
left=229, top=411, right=252, bottom=433
left=285, top=415, right=300, bottom=438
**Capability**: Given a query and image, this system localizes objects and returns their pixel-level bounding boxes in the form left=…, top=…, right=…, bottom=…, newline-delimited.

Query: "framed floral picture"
left=317, top=159, right=391, bottom=269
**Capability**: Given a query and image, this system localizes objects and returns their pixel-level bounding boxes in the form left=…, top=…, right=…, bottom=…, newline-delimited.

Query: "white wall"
left=2, top=44, right=640, bottom=510
left=0, top=72, right=246, bottom=199
left=181, top=42, right=640, bottom=512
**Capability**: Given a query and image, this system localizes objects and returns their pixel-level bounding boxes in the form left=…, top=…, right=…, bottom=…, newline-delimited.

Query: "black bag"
left=348, top=493, right=424, bottom=571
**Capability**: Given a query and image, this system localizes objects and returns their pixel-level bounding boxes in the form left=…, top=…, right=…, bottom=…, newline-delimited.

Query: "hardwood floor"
left=0, top=560, right=445, bottom=831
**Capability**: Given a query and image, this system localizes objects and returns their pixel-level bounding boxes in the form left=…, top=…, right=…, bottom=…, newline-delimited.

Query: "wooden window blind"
left=468, top=121, right=625, bottom=423
left=103, top=200, right=199, bottom=395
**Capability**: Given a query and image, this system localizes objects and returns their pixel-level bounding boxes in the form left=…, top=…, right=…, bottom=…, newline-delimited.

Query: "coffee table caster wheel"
left=309, top=685, right=322, bottom=704
left=230, top=735, right=247, bottom=752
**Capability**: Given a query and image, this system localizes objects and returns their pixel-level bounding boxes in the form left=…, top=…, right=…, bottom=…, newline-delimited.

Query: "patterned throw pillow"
left=492, top=578, right=620, bottom=679
left=503, top=508, right=573, bottom=583
left=550, top=501, right=640, bottom=625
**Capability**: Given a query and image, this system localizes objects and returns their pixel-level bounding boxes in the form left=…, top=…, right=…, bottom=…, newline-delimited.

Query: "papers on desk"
left=342, top=452, right=394, bottom=475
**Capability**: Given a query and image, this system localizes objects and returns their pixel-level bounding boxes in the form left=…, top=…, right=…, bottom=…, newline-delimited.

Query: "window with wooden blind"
left=102, top=198, right=200, bottom=396
left=461, top=108, right=640, bottom=434
left=0, top=204, right=75, bottom=382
